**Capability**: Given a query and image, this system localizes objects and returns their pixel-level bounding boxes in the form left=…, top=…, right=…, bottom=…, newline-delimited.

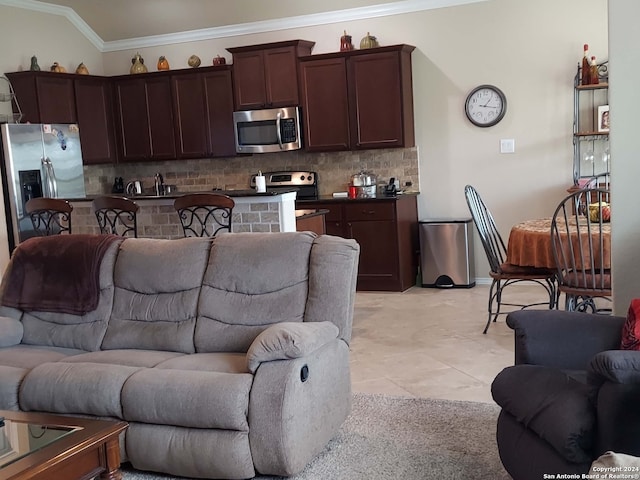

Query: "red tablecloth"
left=506, top=217, right=611, bottom=269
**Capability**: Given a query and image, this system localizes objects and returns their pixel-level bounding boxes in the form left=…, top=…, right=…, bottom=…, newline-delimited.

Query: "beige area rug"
left=122, top=393, right=510, bottom=480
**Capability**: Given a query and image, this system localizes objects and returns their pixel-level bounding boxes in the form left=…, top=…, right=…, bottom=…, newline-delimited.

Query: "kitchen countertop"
left=296, top=191, right=420, bottom=204
left=65, top=187, right=299, bottom=202
left=295, top=209, right=329, bottom=219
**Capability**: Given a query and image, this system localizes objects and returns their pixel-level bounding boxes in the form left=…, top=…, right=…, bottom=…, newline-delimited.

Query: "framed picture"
left=598, top=105, right=610, bottom=133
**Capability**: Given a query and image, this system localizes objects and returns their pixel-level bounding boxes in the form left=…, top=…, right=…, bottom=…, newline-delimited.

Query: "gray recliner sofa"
left=0, top=231, right=360, bottom=479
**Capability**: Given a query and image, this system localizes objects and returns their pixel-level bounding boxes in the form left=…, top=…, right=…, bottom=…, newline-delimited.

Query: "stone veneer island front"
left=70, top=191, right=297, bottom=238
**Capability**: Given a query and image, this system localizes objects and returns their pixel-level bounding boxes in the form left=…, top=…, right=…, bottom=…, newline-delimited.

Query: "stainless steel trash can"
left=419, top=218, right=475, bottom=288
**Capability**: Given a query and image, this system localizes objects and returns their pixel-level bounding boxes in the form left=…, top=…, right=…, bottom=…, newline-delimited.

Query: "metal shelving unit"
left=0, top=75, right=22, bottom=123
left=573, top=61, right=609, bottom=186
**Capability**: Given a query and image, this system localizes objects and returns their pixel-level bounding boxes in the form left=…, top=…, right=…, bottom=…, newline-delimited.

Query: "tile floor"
left=349, top=283, right=551, bottom=403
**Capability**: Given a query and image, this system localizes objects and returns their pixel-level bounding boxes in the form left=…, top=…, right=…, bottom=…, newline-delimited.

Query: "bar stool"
left=93, top=195, right=139, bottom=237
left=25, top=197, right=73, bottom=236
left=173, top=193, right=235, bottom=237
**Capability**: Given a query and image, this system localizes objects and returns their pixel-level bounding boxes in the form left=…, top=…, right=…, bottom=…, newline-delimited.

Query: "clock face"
left=465, top=85, right=507, bottom=127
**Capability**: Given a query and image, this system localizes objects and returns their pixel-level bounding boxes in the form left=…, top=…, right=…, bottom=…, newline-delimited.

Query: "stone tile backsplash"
left=84, top=147, right=420, bottom=196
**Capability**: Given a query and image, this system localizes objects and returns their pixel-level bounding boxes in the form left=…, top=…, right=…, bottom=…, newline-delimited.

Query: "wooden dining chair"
left=464, top=185, right=558, bottom=333
left=550, top=188, right=611, bottom=313
left=173, top=193, right=235, bottom=237
left=24, top=197, right=73, bottom=236
left=93, top=195, right=139, bottom=237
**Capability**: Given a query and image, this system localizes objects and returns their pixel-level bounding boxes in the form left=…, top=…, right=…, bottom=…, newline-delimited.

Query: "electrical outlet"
left=500, top=139, right=515, bottom=154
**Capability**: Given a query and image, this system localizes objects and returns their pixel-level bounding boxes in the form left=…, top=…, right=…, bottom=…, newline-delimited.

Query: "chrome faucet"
left=154, top=172, right=165, bottom=196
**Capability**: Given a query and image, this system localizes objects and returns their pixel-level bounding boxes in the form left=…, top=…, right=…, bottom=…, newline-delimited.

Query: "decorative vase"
left=75, top=62, right=89, bottom=75
left=340, top=30, right=354, bottom=52
left=30, top=56, right=40, bottom=71
left=188, top=55, right=201, bottom=68
left=360, top=32, right=379, bottom=49
left=130, top=53, right=148, bottom=74
left=50, top=62, right=66, bottom=73
left=157, top=56, right=170, bottom=71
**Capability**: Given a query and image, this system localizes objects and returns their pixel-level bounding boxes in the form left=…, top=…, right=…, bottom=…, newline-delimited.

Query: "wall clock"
left=464, top=85, right=507, bottom=127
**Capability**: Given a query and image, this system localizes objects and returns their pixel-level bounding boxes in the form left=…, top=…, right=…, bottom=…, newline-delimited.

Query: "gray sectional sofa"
left=0, top=231, right=360, bottom=479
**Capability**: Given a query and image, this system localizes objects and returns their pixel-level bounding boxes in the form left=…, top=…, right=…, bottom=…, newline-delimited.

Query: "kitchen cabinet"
left=299, top=195, right=418, bottom=291
left=228, top=40, right=315, bottom=110
left=171, top=66, right=236, bottom=158
left=113, top=75, right=176, bottom=162
left=74, top=76, right=117, bottom=164
left=298, top=44, right=415, bottom=152
left=298, top=57, right=350, bottom=151
left=5, top=71, right=77, bottom=124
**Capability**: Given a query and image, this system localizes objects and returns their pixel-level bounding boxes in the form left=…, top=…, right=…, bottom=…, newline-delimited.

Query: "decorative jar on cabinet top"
left=130, top=53, right=148, bottom=74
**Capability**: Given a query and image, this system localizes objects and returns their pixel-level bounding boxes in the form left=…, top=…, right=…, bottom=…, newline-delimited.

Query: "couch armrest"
left=246, top=321, right=339, bottom=374
left=506, top=310, right=625, bottom=369
left=0, top=316, right=23, bottom=347
left=589, top=350, right=640, bottom=385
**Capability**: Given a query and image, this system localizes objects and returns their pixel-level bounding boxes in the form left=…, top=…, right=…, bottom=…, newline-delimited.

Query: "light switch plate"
left=500, top=139, right=515, bottom=154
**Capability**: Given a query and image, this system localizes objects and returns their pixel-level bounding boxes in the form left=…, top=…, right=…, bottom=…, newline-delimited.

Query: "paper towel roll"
left=255, top=175, right=266, bottom=193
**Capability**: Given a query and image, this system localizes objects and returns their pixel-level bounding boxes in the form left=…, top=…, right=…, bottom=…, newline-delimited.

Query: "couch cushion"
left=121, top=368, right=252, bottom=430
left=126, top=423, right=255, bottom=480
left=195, top=232, right=314, bottom=353
left=20, top=362, right=140, bottom=418
left=8, top=240, right=120, bottom=351
left=61, top=349, right=184, bottom=367
left=101, top=237, right=211, bottom=353
left=155, top=352, right=248, bottom=373
left=621, top=298, right=640, bottom=350
left=492, top=364, right=596, bottom=464
left=0, top=316, right=23, bottom=347
left=0, top=366, right=30, bottom=410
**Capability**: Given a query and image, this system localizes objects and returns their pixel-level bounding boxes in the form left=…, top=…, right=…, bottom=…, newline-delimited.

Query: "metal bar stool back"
left=93, top=196, right=139, bottom=237
left=24, top=197, right=73, bottom=236
left=173, top=193, right=235, bottom=237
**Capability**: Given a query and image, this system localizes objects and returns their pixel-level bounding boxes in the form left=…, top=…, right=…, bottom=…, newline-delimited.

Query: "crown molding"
left=0, top=0, right=487, bottom=53
left=0, top=0, right=104, bottom=50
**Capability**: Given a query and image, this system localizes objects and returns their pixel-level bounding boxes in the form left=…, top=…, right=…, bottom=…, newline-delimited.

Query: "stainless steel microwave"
left=233, top=106, right=302, bottom=154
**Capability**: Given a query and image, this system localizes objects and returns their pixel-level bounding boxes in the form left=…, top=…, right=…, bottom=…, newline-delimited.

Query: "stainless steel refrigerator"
left=0, top=123, right=86, bottom=251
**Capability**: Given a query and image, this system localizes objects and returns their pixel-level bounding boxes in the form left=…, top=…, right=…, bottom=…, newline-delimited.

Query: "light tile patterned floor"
left=349, top=284, right=552, bottom=403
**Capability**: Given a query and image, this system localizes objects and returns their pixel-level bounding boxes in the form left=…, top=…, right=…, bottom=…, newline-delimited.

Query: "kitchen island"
left=69, top=189, right=297, bottom=238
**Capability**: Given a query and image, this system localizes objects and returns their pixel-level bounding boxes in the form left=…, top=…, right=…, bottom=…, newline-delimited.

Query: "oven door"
left=233, top=107, right=302, bottom=154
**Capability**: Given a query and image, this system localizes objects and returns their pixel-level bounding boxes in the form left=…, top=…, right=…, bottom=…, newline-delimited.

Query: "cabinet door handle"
left=362, top=210, right=376, bottom=215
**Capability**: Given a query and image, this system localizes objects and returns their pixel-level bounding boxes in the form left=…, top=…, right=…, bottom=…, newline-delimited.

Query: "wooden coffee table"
left=0, top=410, right=128, bottom=480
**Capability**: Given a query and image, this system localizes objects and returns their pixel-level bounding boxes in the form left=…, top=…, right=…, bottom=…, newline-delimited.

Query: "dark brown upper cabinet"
left=171, top=66, right=236, bottom=159
left=298, top=45, right=415, bottom=152
left=6, top=71, right=77, bottom=124
left=74, top=76, right=117, bottom=164
left=298, top=57, right=350, bottom=152
left=228, top=40, right=314, bottom=110
left=113, top=75, right=176, bottom=162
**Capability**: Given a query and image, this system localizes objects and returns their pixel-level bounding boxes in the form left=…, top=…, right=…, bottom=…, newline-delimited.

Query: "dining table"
left=506, top=217, right=611, bottom=269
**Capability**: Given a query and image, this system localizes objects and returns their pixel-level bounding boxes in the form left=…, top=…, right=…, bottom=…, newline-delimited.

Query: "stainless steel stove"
left=250, top=171, right=318, bottom=200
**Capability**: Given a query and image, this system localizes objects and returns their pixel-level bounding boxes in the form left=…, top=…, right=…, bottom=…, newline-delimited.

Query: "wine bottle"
left=589, top=56, right=600, bottom=85
left=581, top=44, right=591, bottom=85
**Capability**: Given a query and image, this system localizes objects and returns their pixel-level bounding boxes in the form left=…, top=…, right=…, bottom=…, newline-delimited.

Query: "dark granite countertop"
left=65, top=187, right=299, bottom=202
left=296, top=191, right=420, bottom=204
left=295, top=209, right=329, bottom=219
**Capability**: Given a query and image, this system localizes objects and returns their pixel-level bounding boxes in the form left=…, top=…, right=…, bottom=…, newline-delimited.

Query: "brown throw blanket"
left=2, top=234, right=121, bottom=315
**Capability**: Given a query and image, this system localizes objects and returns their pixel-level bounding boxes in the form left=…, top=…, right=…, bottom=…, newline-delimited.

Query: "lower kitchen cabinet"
left=299, top=195, right=418, bottom=291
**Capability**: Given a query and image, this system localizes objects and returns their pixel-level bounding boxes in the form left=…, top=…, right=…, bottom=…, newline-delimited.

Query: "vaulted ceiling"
left=26, top=0, right=409, bottom=42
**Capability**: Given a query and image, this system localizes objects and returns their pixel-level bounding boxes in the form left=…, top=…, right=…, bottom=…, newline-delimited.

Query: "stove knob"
left=307, top=175, right=312, bottom=181
left=300, top=175, right=305, bottom=181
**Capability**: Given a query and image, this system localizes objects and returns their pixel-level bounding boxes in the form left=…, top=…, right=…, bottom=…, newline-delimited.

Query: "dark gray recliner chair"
left=491, top=309, right=640, bottom=480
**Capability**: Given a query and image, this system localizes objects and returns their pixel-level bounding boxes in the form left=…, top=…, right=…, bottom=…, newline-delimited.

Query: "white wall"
left=0, top=0, right=609, bottom=283
left=609, top=0, right=640, bottom=315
